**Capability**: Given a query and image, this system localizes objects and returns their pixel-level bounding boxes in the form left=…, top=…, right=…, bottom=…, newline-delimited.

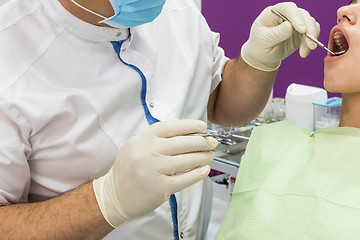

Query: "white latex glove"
left=241, top=2, right=321, bottom=72
left=93, top=119, right=218, bottom=228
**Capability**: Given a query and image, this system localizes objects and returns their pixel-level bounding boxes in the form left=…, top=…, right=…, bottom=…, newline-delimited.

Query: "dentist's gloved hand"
left=241, top=2, right=321, bottom=72
left=93, top=119, right=218, bottom=228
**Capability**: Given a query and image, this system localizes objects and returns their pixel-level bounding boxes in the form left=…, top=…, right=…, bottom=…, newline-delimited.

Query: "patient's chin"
left=324, top=72, right=347, bottom=93
left=325, top=81, right=360, bottom=94
left=324, top=80, right=342, bottom=94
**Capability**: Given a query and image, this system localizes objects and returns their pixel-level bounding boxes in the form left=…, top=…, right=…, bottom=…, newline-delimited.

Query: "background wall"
left=202, top=0, right=345, bottom=98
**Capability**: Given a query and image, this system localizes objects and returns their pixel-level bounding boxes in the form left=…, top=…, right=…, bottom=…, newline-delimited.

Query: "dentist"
left=0, top=0, right=319, bottom=239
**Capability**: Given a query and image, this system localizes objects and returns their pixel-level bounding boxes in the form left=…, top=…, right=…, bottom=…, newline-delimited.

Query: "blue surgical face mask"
left=71, top=0, right=166, bottom=28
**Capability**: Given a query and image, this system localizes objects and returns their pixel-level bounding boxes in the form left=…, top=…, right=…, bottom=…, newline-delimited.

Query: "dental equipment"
left=198, top=126, right=254, bottom=138
left=271, top=9, right=346, bottom=56
left=194, top=126, right=253, bottom=146
left=220, top=125, right=255, bottom=136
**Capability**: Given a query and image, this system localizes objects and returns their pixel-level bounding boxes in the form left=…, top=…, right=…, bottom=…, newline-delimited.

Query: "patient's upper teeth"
left=334, top=32, right=342, bottom=38
left=332, top=31, right=348, bottom=56
left=334, top=31, right=345, bottom=51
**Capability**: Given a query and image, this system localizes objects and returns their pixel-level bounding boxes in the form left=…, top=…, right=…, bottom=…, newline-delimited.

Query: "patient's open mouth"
left=332, top=31, right=349, bottom=56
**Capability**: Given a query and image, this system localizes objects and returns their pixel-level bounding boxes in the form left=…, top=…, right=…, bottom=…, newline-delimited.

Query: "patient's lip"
left=324, top=54, right=344, bottom=63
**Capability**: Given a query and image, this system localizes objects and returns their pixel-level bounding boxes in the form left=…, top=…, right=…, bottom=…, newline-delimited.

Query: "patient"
left=215, top=1, right=360, bottom=239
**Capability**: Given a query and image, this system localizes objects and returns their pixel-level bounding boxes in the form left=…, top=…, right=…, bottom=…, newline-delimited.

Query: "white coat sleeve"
left=210, top=31, right=229, bottom=93
left=0, top=107, right=31, bottom=205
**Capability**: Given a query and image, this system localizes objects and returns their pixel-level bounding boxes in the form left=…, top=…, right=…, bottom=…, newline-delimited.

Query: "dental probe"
left=194, top=125, right=255, bottom=138
left=271, top=9, right=344, bottom=56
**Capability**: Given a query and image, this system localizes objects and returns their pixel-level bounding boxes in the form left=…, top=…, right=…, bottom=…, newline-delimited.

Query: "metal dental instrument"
left=196, top=125, right=255, bottom=138
left=271, top=9, right=344, bottom=56
left=196, top=129, right=231, bottom=138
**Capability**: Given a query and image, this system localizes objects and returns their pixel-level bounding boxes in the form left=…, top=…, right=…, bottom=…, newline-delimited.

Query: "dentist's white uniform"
left=0, top=0, right=228, bottom=239
left=0, top=0, right=9, bottom=7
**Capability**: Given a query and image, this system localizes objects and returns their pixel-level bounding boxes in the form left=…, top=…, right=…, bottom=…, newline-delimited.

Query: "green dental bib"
left=215, top=120, right=360, bottom=240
